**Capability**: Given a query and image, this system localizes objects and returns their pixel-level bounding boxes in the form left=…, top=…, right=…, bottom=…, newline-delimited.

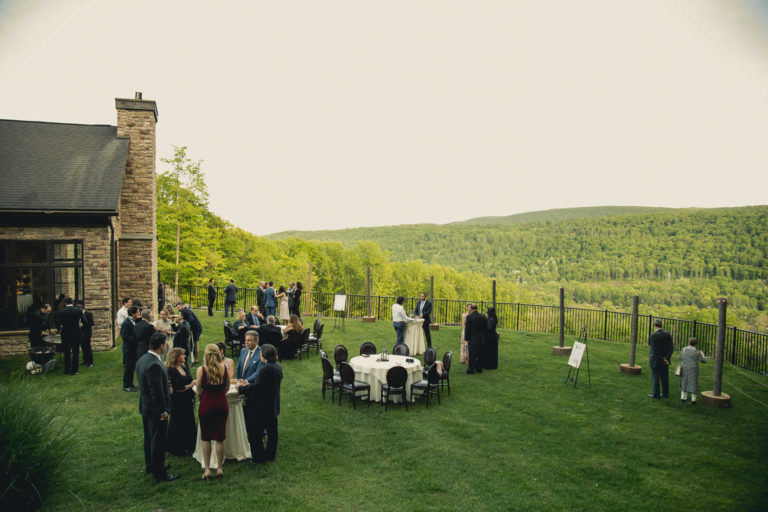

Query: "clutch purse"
left=674, top=365, right=681, bottom=376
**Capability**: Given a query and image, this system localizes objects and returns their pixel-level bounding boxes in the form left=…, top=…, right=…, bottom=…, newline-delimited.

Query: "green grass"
left=1, top=311, right=767, bottom=511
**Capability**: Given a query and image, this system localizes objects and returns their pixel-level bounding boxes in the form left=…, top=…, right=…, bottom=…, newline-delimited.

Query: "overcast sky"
left=1, top=0, right=767, bottom=235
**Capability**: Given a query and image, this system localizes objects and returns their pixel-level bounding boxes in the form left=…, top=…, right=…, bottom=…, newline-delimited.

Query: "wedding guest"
left=217, top=342, right=236, bottom=378
left=648, top=318, right=673, bottom=399
left=207, top=278, right=216, bottom=316
left=174, top=309, right=193, bottom=362
left=460, top=303, right=471, bottom=364
left=288, top=282, right=296, bottom=316
left=164, top=344, right=196, bottom=456
left=224, top=279, right=237, bottom=318
left=483, top=307, right=499, bottom=370
left=232, top=310, right=248, bottom=342
left=154, top=308, right=175, bottom=344
left=264, top=282, right=277, bottom=318
left=121, top=306, right=141, bottom=391
left=277, top=286, right=290, bottom=324
left=392, top=297, right=410, bottom=346
left=679, top=337, right=707, bottom=404
left=292, top=282, right=303, bottom=319
left=55, top=297, right=82, bottom=376
left=77, top=301, right=94, bottom=368
left=257, top=316, right=283, bottom=347
left=134, top=309, right=156, bottom=359
left=413, top=292, right=433, bottom=348
left=196, top=344, right=229, bottom=480
left=279, top=314, right=304, bottom=360
left=257, top=281, right=266, bottom=318
left=238, top=343, right=282, bottom=463
left=464, top=304, right=487, bottom=374
left=236, top=331, right=263, bottom=383
left=246, top=306, right=262, bottom=328
left=175, top=303, right=202, bottom=364
left=28, top=303, right=52, bottom=348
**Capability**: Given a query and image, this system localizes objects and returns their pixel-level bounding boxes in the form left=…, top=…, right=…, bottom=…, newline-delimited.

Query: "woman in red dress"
left=196, top=344, right=229, bottom=479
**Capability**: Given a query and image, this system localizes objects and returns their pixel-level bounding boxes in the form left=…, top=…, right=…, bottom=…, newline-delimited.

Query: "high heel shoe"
left=216, top=468, right=224, bottom=478
left=202, top=470, right=211, bottom=480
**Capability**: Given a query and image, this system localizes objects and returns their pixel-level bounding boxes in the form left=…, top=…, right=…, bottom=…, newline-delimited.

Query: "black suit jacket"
left=464, top=311, right=487, bottom=344
left=136, top=352, right=171, bottom=418
left=28, top=309, right=49, bottom=345
left=121, top=317, right=137, bottom=357
left=413, top=300, right=432, bottom=324
left=134, top=319, right=156, bottom=359
left=208, top=284, right=217, bottom=301
left=257, top=287, right=265, bottom=310
left=649, top=328, right=673, bottom=369
left=185, top=308, right=202, bottom=339
left=224, top=283, right=238, bottom=303
left=55, top=305, right=82, bottom=345
left=238, top=361, right=282, bottom=419
left=80, top=310, right=94, bottom=339
left=246, top=312, right=261, bottom=328
left=257, top=325, right=283, bottom=347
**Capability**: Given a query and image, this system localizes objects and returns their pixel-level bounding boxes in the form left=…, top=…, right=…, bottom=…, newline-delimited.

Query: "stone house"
left=0, top=93, right=158, bottom=357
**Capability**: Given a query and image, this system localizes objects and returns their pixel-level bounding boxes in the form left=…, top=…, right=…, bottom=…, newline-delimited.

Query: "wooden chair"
left=359, top=341, right=377, bottom=355
left=422, top=347, right=437, bottom=379
left=338, top=362, right=370, bottom=409
left=308, top=323, right=324, bottom=354
left=321, top=355, right=340, bottom=401
left=439, top=351, right=453, bottom=395
left=392, top=343, right=410, bottom=356
left=298, top=329, right=311, bottom=360
left=410, top=363, right=441, bottom=408
left=333, top=344, right=348, bottom=370
left=381, top=365, right=408, bottom=411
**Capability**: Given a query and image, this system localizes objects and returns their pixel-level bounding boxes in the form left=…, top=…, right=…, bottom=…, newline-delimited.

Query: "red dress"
left=198, top=366, right=229, bottom=442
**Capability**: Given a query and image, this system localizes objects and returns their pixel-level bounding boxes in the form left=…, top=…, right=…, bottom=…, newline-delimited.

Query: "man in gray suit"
left=136, top=332, right=179, bottom=483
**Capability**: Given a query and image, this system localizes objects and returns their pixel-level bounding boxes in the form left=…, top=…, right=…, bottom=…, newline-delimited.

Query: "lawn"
left=2, top=311, right=767, bottom=512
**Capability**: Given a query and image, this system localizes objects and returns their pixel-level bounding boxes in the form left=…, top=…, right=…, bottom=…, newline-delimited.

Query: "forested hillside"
left=455, top=206, right=672, bottom=225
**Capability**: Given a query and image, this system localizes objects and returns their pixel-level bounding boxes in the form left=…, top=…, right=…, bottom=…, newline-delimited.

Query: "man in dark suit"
left=246, top=306, right=263, bottom=328
left=413, top=292, right=433, bottom=348
left=136, top=332, right=179, bottom=483
left=264, top=282, right=277, bottom=318
left=257, top=316, right=283, bottom=347
left=207, top=278, right=216, bottom=316
left=134, top=309, right=156, bottom=360
left=648, top=318, right=673, bottom=399
left=238, top=343, right=282, bottom=463
left=121, top=306, right=141, bottom=391
left=55, top=297, right=82, bottom=375
left=257, top=281, right=266, bottom=318
left=28, top=303, right=51, bottom=348
left=235, top=331, right=263, bottom=383
left=224, top=279, right=237, bottom=318
left=464, top=304, right=487, bottom=374
left=77, top=301, right=94, bottom=367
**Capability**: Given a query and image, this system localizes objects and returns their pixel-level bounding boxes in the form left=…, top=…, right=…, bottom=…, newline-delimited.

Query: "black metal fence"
left=164, top=285, right=768, bottom=375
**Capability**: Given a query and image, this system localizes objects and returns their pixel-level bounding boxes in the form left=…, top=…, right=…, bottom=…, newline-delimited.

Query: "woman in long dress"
left=165, top=348, right=196, bottom=456
left=216, top=342, right=236, bottom=377
left=483, top=307, right=499, bottom=370
left=196, top=344, right=229, bottom=479
left=174, top=309, right=193, bottom=364
left=292, top=282, right=303, bottom=319
left=460, top=303, right=471, bottom=364
left=679, top=337, right=706, bottom=404
left=277, top=286, right=290, bottom=324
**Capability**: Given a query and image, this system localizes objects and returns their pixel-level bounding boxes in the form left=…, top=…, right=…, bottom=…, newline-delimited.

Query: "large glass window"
left=0, top=241, right=83, bottom=330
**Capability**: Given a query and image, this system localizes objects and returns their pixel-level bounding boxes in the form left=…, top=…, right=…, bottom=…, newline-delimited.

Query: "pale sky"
left=1, top=0, right=767, bottom=235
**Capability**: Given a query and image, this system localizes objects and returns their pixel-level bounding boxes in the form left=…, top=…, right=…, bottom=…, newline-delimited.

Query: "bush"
left=0, top=383, right=71, bottom=511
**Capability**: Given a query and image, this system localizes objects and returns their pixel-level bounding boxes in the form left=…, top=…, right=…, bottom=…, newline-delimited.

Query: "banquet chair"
left=392, top=344, right=410, bottom=356
left=359, top=341, right=377, bottom=355
left=223, top=321, right=240, bottom=358
left=308, top=323, right=324, bottom=354
left=298, top=328, right=311, bottom=360
left=422, top=347, right=437, bottom=379
left=338, top=362, right=370, bottom=409
left=439, top=351, right=453, bottom=395
left=410, top=363, right=441, bottom=408
left=321, top=355, right=341, bottom=401
left=381, top=365, right=408, bottom=411
left=333, top=344, right=348, bottom=370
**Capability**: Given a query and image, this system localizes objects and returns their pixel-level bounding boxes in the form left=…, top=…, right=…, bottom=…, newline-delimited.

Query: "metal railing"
left=164, top=285, right=768, bottom=375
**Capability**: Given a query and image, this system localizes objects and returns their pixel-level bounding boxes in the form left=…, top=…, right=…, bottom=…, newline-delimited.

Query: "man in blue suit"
left=264, top=282, right=277, bottom=318
left=236, top=331, right=263, bottom=384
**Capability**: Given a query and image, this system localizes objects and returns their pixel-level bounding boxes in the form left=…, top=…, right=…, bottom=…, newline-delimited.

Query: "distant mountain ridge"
left=454, top=206, right=675, bottom=225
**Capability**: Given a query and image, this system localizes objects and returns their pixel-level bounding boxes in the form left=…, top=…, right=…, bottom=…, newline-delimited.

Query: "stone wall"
left=0, top=226, right=114, bottom=357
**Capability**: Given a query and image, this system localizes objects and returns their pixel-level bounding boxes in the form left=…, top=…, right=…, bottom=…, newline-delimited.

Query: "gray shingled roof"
left=0, top=119, right=129, bottom=213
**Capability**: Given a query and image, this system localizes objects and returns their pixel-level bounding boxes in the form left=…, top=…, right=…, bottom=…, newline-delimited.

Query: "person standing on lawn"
left=464, top=304, right=487, bottom=374
left=122, top=306, right=141, bottom=391
left=413, top=292, right=433, bottom=348
left=264, top=282, right=277, bottom=318
left=679, top=337, right=706, bottom=404
left=207, top=278, right=216, bottom=316
left=77, top=301, right=94, bottom=368
left=392, top=296, right=410, bottom=347
left=55, top=297, right=82, bottom=375
left=224, top=279, right=237, bottom=318
left=176, top=302, right=202, bottom=364
left=238, top=343, right=282, bottom=463
left=648, top=318, right=673, bottom=399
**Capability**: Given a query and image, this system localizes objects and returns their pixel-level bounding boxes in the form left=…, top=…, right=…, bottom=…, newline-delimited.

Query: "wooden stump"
left=362, top=316, right=376, bottom=323
left=552, top=346, right=572, bottom=356
left=700, top=391, right=731, bottom=408
left=429, top=324, right=440, bottom=331
left=619, top=364, right=642, bottom=375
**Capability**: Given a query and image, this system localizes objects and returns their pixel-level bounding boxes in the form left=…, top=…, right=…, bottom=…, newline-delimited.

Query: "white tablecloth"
left=349, top=354, right=423, bottom=402
left=404, top=318, right=426, bottom=355
left=192, top=383, right=250, bottom=468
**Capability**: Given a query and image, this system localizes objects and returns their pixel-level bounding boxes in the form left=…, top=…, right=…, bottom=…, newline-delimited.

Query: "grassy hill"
left=454, top=205, right=674, bottom=225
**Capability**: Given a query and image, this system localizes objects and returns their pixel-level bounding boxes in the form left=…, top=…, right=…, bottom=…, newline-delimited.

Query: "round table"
left=192, top=382, right=250, bottom=467
left=404, top=318, right=426, bottom=355
left=348, top=354, right=423, bottom=402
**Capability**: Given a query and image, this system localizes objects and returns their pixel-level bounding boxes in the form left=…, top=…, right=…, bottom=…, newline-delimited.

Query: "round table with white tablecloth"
left=348, top=354, right=423, bottom=402
left=192, top=381, right=250, bottom=468
left=404, top=318, right=426, bottom=355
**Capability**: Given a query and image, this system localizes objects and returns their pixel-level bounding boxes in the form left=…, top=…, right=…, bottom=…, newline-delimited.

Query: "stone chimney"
left=115, top=92, right=159, bottom=309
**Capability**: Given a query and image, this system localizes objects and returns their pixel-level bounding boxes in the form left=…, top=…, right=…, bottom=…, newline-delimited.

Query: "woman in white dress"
left=277, top=286, right=290, bottom=324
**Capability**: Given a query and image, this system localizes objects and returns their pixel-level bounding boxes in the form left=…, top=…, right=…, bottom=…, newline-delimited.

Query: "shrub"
left=0, top=383, right=71, bottom=511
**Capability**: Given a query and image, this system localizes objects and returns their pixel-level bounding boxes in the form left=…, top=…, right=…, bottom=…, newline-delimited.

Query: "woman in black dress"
left=165, top=347, right=197, bottom=456
left=174, top=308, right=193, bottom=363
left=483, top=307, right=499, bottom=370
left=292, top=282, right=303, bottom=319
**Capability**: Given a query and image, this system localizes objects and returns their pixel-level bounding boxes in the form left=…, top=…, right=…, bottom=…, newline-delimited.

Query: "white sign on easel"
left=333, top=294, right=347, bottom=312
left=567, top=341, right=586, bottom=368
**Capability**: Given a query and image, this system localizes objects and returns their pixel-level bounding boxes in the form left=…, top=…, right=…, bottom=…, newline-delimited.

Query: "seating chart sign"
left=333, top=294, right=347, bottom=312
left=568, top=342, right=586, bottom=368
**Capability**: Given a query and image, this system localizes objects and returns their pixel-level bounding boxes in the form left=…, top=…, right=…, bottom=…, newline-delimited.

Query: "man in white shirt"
left=115, top=297, right=131, bottom=332
left=392, top=296, right=410, bottom=346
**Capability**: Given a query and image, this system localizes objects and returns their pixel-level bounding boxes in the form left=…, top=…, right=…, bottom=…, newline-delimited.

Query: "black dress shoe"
left=647, top=394, right=660, bottom=399
left=123, top=386, right=138, bottom=392
left=465, top=369, right=475, bottom=374
left=154, top=473, right=180, bottom=483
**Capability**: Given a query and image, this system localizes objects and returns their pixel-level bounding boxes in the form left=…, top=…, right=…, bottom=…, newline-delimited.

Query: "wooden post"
left=304, top=262, right=312, bottom=317
left=552, top=287, right=571, bottom=356
left=363, top=266, right=375, bottom=322
left=492, top=280, right=497, bottom=309
left=620, top=295, right=642, bottom=375
left=429, top=275, right=438, bottom=330
left=701, top=298, right=731, bottom=408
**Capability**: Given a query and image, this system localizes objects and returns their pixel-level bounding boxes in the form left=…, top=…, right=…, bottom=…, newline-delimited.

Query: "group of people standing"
left=460, top=304, right=499, bottom=374
left=648, top=318, right=707, bottom=404
left=208, top=279, right=304, bottom=323
left=28, top=298, right=95, bottom=375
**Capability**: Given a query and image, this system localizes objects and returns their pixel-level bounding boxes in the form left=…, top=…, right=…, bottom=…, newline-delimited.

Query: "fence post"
left=701, top=298, right=731, bottom=407
left=621, top=296, right=642, bottom=374
left=304, top=262, right=312, bottom=317
left=552, top=288, right=571, bottom=355
left=516, top=303, right=520, bottom=330
left=492, top=280, right=497, bottom=310
left=430, top=276, right=436, bottom=327
left=731, top=326, right=737, bottom=365
left=363, top=267, right=375, bottom=322
left=603, top=310, right=608, bottom=340
left=692, top=319, right=697, bottom=339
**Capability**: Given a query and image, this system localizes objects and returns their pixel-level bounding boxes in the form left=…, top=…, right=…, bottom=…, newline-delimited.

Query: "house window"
left=0, top=241, right=84, bottom=331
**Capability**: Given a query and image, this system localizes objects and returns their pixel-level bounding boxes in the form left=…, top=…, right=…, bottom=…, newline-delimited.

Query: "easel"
left=564, top=327, right=591, bottom=389
left=333, top=294, right=346, bottom=331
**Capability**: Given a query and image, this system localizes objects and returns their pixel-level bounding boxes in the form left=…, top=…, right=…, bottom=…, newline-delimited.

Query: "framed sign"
left=568, top=341, right=586, bottom=369
left=333, top=294, right=347, bottom=312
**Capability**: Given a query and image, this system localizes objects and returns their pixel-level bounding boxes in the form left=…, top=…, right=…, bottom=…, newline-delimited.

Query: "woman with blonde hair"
left=196, top=344, right=229, bottom=479
left=165, top=347, right=196, bottom=456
